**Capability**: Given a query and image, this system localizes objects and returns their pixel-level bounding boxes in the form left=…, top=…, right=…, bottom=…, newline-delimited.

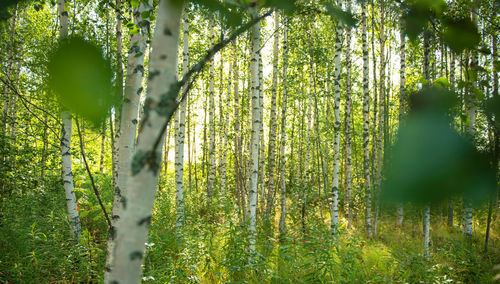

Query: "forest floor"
left=0, top=175, right=498, bottom=283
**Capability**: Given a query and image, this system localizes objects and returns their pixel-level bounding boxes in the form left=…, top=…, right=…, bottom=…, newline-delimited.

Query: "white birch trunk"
left=266, top=11, right=279, bottom=215
left=175, top=9, right=189, bottom=228
left=463, top=5, right=477, bottom=238
left=278, top=15, right=288, bottom=235
left=423, top=204, right=430, bottom=256
left=330, top=0, right=343, bottom=234
left=104, top=1, right=151, bottom=279
left=362, top=4, right=372, bottom=238
left=57, top=0, right=81, bottom=243
left=248, top=5, right=261, bottom=259
left=374, top=0, right=385, bottom=237
left=343, top=0, right=353, bottom=227
left=106, top=0, right=182, bottom=282
left=397, top=17, right=406, bottom=227
left=207, top=20, right=216, bottom=200
left=422, top=31, right=432, bottom=255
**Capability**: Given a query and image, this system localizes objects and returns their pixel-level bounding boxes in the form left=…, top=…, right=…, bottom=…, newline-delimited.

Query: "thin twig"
left=75, top=118, right=113, bottom=231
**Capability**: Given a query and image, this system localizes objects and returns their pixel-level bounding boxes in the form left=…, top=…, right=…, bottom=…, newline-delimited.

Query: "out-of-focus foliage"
left=48, top=37, right=115, bottom=126
left=382, top=87, right=497, bottom=205
left=402, top=0, right=481, bottom=53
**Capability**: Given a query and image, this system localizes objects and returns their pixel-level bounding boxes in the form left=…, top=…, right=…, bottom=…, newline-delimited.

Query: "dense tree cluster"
left=0, top=0, right=499, bottom=282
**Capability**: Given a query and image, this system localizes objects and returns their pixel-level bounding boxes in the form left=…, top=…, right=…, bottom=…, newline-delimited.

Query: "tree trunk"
left=104, top=0, right=151, bottom=279
left=361, top=3, right=372, bottom=238
left=266, top=11, right=279, bottom=216
left=278, top=15, right=288, bottom=236
left=248, top=5, right=261, bottom=260
left=344, top=0, right=353, bottom=228
left=175, top=8, right=189, bottom=228
left=423, top=204, right=430, bottom=256
left=106, top=0, right=183, bottom=282
left=330, top=0, right=343, bottom=234
left=207, top=19, right=216, bottom=201
left=57, top=0, right=81, bottom=243
left=374, top=0, right=385, bottom=237
left=397, top=16, right=406, bottom=227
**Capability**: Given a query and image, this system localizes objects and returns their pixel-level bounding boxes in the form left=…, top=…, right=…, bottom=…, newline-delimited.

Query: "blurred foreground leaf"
left=48, top=37, right=114, bottom=125
left=382, top=87, right=496, bottom=205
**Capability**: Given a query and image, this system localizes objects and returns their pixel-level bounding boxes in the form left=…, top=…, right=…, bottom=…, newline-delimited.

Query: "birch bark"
left=57, top=0, right=81, bottom=242
left=106, top=0, right=182, bottom=281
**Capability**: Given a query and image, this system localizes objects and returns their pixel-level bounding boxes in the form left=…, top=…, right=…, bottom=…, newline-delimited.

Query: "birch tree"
left=248, top=3, right=261, bottom=258
left=57, top=0, right=81, bottom=242
left=278, top=15, right=288, bottom=236
left=104, top=1, right=152, bottom=278
left=207, top=19, right=216, bottom=201
left=361, top=3, right=372, bottom=238
left=330, top=0, right=343, bottom=234
left=266, top=11, right=279, bottom=216
left=343, top=0, right=353, bottom=227
left=397, top=16, right=406, bottom=227
left=106, top=0, right=183, bottom=281
left=175, top=8, right=189, bottom=228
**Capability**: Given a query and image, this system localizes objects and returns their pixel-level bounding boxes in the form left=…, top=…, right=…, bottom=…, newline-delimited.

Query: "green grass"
left=0, top=174, right=498, bottom=283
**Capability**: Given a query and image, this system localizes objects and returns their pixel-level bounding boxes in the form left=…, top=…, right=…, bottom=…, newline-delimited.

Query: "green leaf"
left=493, top=60, right=500, bottom=72
left=402, top=8, right=429, bottom=40
left=433, top=77, right=450, bottom=88
left=324, top=3, right=357, bottom=27
left=442, top=17, right=480, bottom=53
left=80, top=211, right=89, bottom=218
left=131, top=0, right=139, bottom=8
left=382, top=89, right=496, bottom=205
left=48, top=37, right=115, bottom=125
left=263, top=0, right=297, bottom=12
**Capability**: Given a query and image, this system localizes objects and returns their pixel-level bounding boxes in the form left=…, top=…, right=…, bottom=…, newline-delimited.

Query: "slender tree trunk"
left=278, top=16, right=288, bottom=236
left=106, top=1, right=183, bottom=282
left=207, top=20, right=216, bottom=201
left=232, top=39, right=245, bottom=221
left=266, top=11, right=279, bottom=216
left=447, top=50, right=455, bottom=227
left=423, top=204, right=430, bottom=256
left=258, top=46, right=265, bottom=214
left=423, top=30, right=432, bottom=256
left=57, top=0, right=81, bottom=243
left=463, top=7, right=478, bottom=238
left=374, top=0, right=385, bottom=237
left=99, top=122, right=106, bottom=172
left=344, top=0, right=353, bottom=228
left=175, top=9, right=189, bottom=228
left=330, top=0, right=343, bottom=234
left=362, top=4, right=372, bottom=238
left=397, top=17, right=406, bottom=227
left=111, top=0, right=124, bottom=195
left=248, top=4, right=261, bottom=259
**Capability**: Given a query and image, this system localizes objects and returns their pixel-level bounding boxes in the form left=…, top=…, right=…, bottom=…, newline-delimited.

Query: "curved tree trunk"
left=106, top=0, right=183, bottom=282
left=104, top=1, right=151, bottom=279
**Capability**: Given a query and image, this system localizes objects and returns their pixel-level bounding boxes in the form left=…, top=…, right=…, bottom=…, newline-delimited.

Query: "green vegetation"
left=0, top=0, right=499, bottom=282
